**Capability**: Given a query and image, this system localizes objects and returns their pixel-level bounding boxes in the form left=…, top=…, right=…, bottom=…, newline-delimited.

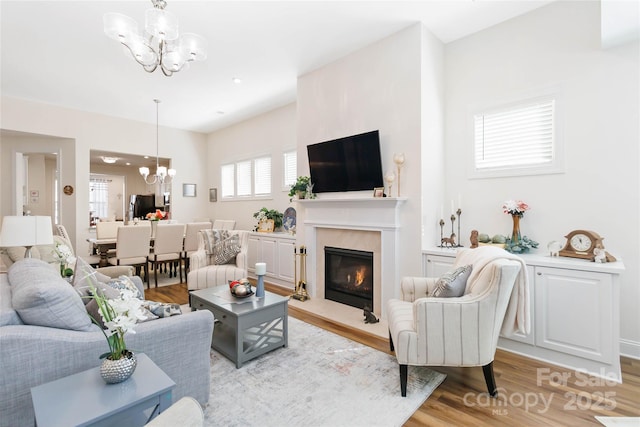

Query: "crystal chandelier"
left=103, top=0, right=207, bottom=77
left=140, top=99, right=176, bottom=185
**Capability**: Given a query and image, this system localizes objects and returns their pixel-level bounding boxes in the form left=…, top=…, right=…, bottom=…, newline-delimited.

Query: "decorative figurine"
left=363, top=305, right=379, bottom=324
left=593, top=244, right=607, bottom=263
left=441, top=233, right=456, bottom=248
left=470, top=230, right=479, bottom=249
left=547, top=241, right=562, bottom=257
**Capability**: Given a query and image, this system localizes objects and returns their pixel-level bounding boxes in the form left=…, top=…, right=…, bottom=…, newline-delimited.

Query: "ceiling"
left=1, top=1, right=555, bottom=134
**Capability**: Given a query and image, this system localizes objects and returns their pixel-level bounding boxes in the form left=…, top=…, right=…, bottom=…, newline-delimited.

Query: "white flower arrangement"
left=53, top=242, right=76, bottom=277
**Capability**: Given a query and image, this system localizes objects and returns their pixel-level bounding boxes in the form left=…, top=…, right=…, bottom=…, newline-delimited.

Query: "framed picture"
left=258, top=219, right=275, bottom=233
left=209, top=188, right=217, bottom=202
left=373, top=187, right=384, bottom=198
left=183, top=183, right=197, bottom=197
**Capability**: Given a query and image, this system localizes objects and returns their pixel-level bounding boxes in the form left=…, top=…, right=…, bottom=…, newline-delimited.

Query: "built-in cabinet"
left=423, top=248, right=625, bottom=382
left=248, top=232, right=296, bottom=288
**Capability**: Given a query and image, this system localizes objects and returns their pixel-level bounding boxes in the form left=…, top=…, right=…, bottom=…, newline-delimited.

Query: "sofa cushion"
left=0, top=274, right=23, bottom=326
left=432, top=264, right=472, bottom=298
left=8, top=258, right=94, bottom=331
left=6, top=246, right=41, bottom=263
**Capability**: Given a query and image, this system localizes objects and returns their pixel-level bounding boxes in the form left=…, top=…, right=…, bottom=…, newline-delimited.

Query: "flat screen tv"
left=307, top=130, right=384, bottom=193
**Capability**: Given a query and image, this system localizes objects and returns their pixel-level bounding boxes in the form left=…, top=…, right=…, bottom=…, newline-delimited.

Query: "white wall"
left=444, top=1, right=640, bottom=356
left=206, top=103, right=297, bottom=230
left=297, top=23, right=443, bottom=278
left=1, top=96, right=208, bottom=251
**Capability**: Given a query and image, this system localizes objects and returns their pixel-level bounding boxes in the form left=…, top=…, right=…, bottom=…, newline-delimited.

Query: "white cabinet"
left=423, top=248, right=625, bottom=382
left=248, top=232, right=296, bottom=288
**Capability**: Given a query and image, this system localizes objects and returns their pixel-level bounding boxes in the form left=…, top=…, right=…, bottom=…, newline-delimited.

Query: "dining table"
left=86, top=237, right=117, bottom=267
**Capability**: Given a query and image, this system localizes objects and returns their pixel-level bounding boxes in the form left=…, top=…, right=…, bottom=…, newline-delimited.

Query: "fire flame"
left=354, top=268, right=365, bottom=287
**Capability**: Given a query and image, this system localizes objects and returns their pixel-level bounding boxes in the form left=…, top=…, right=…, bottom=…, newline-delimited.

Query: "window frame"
left=469, top=94, right=564, bottom=179
left=220, top=155, right=273, bottom=201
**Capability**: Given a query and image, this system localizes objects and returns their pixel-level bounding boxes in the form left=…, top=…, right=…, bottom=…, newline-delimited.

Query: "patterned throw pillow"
left=105, top=275, right=143, bottom=299
left=432, top=264, right=473, bottom=298
left=201, top=229, right=241, bottom=265
left=72, top=257, right=113, bottom=304
left=144, top=301, right=182, bottom=318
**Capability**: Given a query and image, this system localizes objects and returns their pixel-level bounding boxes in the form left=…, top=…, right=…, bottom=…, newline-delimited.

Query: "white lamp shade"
left=0, top=216, right=53, bottom=248
left=179, top=33, right=207, bottom=61
left=145, top=8, right=179, bottom=41
left=104, top=13, right=139, bottom=42
left=157, top=166, right=167, bottom=178
left=167, top=168, right=176, bottom=178
left=139, top=166, right=150, bottom=177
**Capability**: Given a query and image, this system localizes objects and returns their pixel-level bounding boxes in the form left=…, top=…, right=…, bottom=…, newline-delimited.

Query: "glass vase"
left=511, top=214, right=522, bottom=244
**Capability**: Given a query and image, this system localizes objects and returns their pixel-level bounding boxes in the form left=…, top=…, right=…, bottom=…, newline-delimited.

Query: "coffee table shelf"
left=190, top=285, right=288, bottom=368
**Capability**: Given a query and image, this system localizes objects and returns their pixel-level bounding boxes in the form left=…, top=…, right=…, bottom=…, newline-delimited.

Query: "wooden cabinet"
left=423, top=248, right=625, bottom=382
left=248, top=232, right=296, bottom=288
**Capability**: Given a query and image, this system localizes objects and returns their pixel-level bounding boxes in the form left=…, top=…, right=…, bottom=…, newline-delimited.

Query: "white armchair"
left=187, top=230, right=249, bottom=290
left=386, top=247, right=528, bottom=397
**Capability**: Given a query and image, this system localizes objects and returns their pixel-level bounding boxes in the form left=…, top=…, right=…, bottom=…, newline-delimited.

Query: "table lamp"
left=0, top=216, right=54, bottom=258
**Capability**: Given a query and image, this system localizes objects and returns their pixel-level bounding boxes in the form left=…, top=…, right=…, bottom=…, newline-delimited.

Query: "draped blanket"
left=454, top=246, right=530, bottom=336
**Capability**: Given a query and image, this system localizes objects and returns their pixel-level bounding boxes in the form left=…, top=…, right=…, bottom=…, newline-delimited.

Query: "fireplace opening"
left=324, top=246, right=373, bottom=310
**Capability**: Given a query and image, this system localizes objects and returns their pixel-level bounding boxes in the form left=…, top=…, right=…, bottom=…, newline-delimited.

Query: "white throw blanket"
left=454, top=246, right=530, bottom=336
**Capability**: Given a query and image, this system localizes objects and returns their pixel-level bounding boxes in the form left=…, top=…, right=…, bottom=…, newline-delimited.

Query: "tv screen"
left=307, top=130, right=384, bottom=194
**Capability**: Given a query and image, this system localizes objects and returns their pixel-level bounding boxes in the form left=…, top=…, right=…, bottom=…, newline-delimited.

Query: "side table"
left=31, top=353, right=175, bottom=427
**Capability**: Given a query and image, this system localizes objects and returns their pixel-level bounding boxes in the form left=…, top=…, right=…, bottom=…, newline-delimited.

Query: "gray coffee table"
left=190, top=285, right=288, bottom=368
left=30, top=353, right=175, bottom=427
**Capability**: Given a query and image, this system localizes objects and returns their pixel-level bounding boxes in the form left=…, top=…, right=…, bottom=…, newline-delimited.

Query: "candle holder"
left=393, top=153, right=405, bottom=197
left=384, top=172, right=395, bottom=197
left=456, top=208, right=463, bottom=247
left=438, top=219, right=446, bottom=247
left=255, top=262, right=266, bottom=297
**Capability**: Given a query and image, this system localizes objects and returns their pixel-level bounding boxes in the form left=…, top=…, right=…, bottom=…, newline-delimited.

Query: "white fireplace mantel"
left=298, top=197, right=406, bottom=319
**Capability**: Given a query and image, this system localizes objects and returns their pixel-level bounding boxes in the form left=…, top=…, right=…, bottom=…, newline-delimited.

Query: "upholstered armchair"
left=386, top=247, right=528, bottom=397
left=187, top=230, right=249, bottom=290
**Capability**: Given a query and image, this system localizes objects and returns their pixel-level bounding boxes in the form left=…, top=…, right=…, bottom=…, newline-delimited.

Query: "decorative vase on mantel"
left=100, top=350, right=137, bottom=384
left=511, top=214, right=522, bottom=245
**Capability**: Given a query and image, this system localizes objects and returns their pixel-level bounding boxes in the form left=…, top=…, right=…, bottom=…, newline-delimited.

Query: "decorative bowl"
left=229, top=282, right=253, bottom=298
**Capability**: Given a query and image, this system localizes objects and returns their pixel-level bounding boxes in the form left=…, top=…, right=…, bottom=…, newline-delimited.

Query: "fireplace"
left=324, top=246, right=373, bottom=310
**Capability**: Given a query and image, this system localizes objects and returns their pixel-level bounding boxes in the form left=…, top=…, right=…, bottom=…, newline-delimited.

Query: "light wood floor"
left=146, top=283, right=640, bottom=426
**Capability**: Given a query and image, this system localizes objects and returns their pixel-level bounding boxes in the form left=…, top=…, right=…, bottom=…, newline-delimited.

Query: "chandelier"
left=140, top=99, right=176, bottom=185
left=103, top=0, right=207, bottom=77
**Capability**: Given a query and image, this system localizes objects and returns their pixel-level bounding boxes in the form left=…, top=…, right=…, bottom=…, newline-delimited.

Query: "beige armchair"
left=386, top=247, right=528, bottom=397
left=187, top=230, right=248, bottom=290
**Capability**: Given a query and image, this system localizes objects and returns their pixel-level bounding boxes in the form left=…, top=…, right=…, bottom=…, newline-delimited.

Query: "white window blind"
left=221, top=164, right=235, bottom=198
left=254, top=156, right=272, bottom=195
left=474, top=99, right=555, bottom=172
left=89, top=178, right=109, bottom=219
left=236, top=160, right=252, bottom=196
left=283, top=150, right=297, bottom=187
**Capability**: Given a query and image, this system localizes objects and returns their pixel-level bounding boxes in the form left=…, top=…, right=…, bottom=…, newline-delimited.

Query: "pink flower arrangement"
left=502, top=200, right=529, bottom=217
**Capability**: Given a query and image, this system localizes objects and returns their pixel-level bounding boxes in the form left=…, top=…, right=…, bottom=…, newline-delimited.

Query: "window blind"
left=254, top=156, right=271, bottom=195
left=283, top=150, right=297, bottom=187
left=474, top=99, right=555, bottom=171
left=236, top=160, right=252, bottom=196
left=220, top=164, right=235, bottom=197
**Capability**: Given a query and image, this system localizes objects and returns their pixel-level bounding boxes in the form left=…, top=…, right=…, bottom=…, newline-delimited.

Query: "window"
left=221, top=156, right=272, bottom=199
left=89, top=178, right=109, bottom=219
left=283, top=150, right=297, bottom=188
left=473, top=97, right=560, bottom=177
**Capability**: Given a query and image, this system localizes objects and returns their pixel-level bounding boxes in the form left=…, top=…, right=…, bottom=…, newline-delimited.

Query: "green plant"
left=288, top=176, right=311, bottom=200
left=253, top=207, right=284, bottom=229
left=505, top=235, right=539, bottom=254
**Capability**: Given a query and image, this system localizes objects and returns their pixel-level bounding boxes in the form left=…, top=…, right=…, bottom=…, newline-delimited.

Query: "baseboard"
left=620, top=339, right=640, bottom=360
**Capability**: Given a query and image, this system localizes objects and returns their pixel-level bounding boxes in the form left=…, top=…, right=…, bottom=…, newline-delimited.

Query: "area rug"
left=204, top=317, right=446, bottom=427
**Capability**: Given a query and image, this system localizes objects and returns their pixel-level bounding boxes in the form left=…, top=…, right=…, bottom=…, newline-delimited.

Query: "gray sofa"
left=0, top=259, right=214, bottom=427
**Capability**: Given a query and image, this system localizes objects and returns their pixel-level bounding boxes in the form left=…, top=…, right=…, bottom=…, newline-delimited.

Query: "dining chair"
left=54, top=224, right=101, bottom=267
left=107, top=225, right=152, bottom=286
left=183, top=222, right=214, bottom=282
left=96, top=221, right=121, bottom=240
left=149, top=223, right=185, bottom=288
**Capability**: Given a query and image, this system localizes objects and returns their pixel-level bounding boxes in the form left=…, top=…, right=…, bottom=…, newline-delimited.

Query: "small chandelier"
left=140, top=99, right=176, bottom=185
left=103, top=0, right=207, bottom=77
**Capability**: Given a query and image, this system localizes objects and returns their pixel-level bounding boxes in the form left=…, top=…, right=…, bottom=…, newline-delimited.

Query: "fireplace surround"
left=298, top=197, right=406, bottom=319
left=324, top=246, right=374, bottom=310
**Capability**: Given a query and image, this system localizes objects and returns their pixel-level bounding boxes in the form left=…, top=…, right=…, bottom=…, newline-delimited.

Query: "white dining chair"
left=150, top=223, right=185, bottom=287
left=108, top=225, right=152, bottom=286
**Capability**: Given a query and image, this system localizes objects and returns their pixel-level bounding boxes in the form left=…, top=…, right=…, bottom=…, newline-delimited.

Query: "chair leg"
left=154, top=260, right=159, bottom=288
left=389, top=331, right=394, bottom=352
left=399, top=364, right=408, bottom=397
left=482, top=362, right=498, bottom=397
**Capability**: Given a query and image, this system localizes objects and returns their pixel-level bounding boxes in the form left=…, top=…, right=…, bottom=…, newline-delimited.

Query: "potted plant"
left=253, top=207, right=284, bottom=231
left=289, top=176, right=312, bottom=202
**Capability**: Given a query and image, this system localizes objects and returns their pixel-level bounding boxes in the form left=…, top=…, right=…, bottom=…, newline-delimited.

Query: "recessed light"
left=102, top=156, right=117, bottom=164
left=232, top=77, right=242, bottom=84
left=216, top=111, right=225, bottom=115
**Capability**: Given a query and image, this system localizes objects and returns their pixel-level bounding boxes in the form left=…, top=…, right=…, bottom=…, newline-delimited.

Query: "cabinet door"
left=277, top=239, right=296, bottom=283
left=535, top=267, right=612, bottom=363
left=247, top=236, right=261, bottom=271
left=425, top=254, right=455, bottom=277
left=261, top=238, right=277, bottom=276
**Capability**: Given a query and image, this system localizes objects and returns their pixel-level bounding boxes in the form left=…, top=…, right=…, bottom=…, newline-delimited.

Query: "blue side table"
left=31, top=353, right=175, bottom=427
